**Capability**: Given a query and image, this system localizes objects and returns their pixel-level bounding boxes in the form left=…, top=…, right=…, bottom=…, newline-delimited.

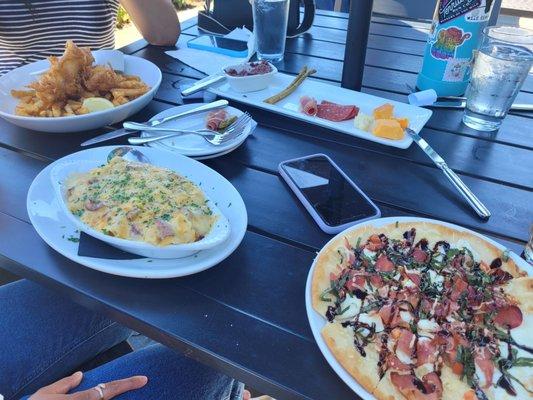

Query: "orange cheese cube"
left=372, top=119, right=405, bottom=140
left=395, top=117, right=409, bottom=129
left=373, top=103, right=394, bottom=120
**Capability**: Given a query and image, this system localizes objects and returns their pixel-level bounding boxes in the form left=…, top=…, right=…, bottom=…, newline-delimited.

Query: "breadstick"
left=264, top=66, right=316, bottom=104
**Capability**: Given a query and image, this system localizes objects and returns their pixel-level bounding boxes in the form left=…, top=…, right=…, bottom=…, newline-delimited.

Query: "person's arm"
left=119, top=0, right=181, bottom=46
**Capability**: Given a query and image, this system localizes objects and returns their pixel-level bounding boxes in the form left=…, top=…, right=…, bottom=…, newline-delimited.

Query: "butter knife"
left=81, top=99, right=228, bottom=146
left=431, top=100, right=532, bottom=111
left=405, top=128, right=491, bottom=219
left=181, top=74, right=226, bottom=96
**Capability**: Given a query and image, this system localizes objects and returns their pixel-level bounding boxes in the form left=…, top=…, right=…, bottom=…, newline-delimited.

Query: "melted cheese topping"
left=66, top=157, right=216, bottom=246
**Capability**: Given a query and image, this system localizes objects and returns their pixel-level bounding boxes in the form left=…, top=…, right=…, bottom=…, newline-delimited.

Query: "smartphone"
left=279, top=154, right=380, bottom=234
left=187, top=35, right=248, bottom=58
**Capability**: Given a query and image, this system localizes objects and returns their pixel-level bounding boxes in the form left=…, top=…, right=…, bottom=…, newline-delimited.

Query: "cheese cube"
left=373, top=103, right=394, bottom=119
left=372, top=119, right=405, bottom=140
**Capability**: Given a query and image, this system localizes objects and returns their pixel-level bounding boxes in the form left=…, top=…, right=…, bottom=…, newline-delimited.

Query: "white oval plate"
left=143, top=104, right=252, bottom=157
left=0, top=52, right=161, bottom=133
left=305, top=216, right=532, bottom=400
left=50, top=159, right=230, bottom=259
left=27, top=146, right=248, bottom=278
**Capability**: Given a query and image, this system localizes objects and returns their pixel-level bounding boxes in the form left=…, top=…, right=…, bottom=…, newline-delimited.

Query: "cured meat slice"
left=494, top=305, right=523, bottom=329
left=299, top=95, right=318, bottom=116
left=316, top=100, right=359, bottom=121
left=205, top=109, right=228, bottom=131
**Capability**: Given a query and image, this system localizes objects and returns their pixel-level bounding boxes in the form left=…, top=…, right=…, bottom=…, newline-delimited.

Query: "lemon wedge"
left=82, top=97, right=114, bottom=113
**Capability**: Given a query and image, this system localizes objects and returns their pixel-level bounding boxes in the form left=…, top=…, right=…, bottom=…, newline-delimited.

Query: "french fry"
left=52, top=104, right=62, bottom=117
left=111, top=88, right=148, bottom=98
left=11, top=89, right=35, bottom=98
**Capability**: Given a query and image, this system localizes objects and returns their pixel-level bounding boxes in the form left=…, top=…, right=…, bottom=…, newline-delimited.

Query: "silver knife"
left=405, top=128, right=491, bottom=219
left=80, top=99, right=229, bottom=146
left=431, top=100, right=533, bottom=111
left=181, top=73, right=226, bottom=96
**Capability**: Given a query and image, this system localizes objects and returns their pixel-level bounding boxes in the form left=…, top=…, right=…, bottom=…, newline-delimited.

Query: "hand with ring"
left=28, top=371, right=147, bottom=400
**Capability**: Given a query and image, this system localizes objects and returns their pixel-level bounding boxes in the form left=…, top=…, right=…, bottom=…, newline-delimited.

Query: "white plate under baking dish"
left=0, top=51, right=161, bottom=133
left=209, top=72, right=432, bottom=149
left=50, top=158, right=230, bottom=259
left=305, top=216, right=532, bottom=399
left=27, top=146, right=248, bottom=278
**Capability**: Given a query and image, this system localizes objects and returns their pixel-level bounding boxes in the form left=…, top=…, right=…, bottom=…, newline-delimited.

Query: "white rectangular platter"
left=209, top=72, right=433, bottom=149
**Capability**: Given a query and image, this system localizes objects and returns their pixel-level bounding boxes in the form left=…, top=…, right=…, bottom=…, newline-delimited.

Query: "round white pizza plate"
left=305, top=216, right=532, bottom=399
left=27, top=146, right=248, bottom=279
left=142, top=104, right=254, bottom=157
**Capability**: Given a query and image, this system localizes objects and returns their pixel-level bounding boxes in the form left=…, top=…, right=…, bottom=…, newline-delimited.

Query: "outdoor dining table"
left=1, top=9, right=532, bottom=400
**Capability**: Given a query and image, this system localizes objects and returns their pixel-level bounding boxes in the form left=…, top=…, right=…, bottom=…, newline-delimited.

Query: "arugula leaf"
left=456, top=345, right=476, bottom=386
left=320, top=288, right=333, bottom=302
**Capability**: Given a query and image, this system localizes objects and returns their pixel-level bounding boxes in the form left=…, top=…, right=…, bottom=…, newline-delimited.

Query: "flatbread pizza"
left=311, top=221, right=532, bottom=400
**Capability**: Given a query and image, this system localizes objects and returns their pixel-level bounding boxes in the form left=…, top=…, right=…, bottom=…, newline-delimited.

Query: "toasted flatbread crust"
left=322, top=322, right=382, bottom=395
left=311, top=221, right=532, bottom=400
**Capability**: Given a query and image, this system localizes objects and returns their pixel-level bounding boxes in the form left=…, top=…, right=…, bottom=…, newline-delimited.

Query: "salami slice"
left=316, top=100, right=359, bottom=121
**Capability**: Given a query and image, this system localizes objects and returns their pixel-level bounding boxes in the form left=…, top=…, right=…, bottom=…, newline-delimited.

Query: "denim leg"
left=0, top=280, right=132, bottom=400
left=71, top=344, right=243, bottom=400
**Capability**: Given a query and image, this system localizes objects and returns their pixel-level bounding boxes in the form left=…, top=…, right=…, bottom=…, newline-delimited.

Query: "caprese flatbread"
left=312, top=221, right=532, bottom=400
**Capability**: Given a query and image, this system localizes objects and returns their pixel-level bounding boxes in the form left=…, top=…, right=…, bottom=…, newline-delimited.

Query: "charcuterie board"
left=208, top=72, right=432, bottom=149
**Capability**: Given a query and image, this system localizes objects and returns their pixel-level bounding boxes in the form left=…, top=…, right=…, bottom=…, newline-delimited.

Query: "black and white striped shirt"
left=0, top=0, right=120, bottom=75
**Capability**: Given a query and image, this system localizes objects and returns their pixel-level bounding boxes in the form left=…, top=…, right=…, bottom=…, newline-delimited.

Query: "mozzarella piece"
left=454, top=239, right=481, bottom=261
left=428, top=269, right=444, bottom=286
left=363, top=248, right=377, bottom=259
left=417, top=319, right=440, bottom=338
left=400, top=311, right=413, bottom=324
left=396, top=348, right=412, bottom=364
left=358, top=312, right=385, bottom=333
left=414, top=363, right=435, bottom=379
left=404, top=279, right=417, bottom=289
left=335, top=295, right=362, bottom=321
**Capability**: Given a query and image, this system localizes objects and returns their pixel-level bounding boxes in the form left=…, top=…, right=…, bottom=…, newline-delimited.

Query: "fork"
left=127, top=113, right=252, bottom=146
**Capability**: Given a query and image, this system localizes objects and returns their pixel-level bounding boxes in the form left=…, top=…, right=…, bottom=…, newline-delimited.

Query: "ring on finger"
left=93, top=383, right=106, bottom=400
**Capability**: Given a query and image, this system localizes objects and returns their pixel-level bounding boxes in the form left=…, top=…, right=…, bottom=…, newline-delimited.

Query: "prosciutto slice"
left=206, top=110, right=228, bottom=131
left=316, top=100, right=359, bottom=121
left=299, top=95, right=318, bottom=116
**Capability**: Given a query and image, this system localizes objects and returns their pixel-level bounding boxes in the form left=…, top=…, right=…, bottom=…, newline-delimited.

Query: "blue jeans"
left=0, top=280, right=243, bottom=400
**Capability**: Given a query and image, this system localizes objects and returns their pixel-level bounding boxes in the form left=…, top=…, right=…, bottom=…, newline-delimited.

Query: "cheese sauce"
left=65, top=158, right=216, bottom=246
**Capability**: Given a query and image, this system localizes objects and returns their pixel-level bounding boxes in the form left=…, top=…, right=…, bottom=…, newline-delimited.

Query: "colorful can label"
left=416, top=0, right=493, bottom=96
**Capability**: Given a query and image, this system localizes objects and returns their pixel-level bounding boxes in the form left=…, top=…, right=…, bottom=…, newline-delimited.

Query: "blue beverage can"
left=416, top=0, right=494, bottom=96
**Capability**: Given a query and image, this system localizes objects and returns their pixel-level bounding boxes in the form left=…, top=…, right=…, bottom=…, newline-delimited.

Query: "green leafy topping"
left=456, top=345, right=476, bottom=386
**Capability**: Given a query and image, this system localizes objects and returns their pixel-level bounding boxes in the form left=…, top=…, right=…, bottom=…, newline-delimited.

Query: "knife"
left=80, top=99, right=229, bottom=146
left=405, top=128, right=491, bottom=219
left=181, top=74, right=226, bottom=97
left=431, top=100, right=533, bottom=111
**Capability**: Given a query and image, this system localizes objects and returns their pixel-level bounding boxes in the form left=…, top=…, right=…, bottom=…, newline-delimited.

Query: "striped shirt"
left=0, top=0, right=120, bottom=75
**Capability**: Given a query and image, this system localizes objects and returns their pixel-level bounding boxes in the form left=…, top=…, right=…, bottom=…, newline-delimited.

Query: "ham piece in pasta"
left=205, top=110, right=228, bottom=131
left=299, top=95, right=318, bottom=116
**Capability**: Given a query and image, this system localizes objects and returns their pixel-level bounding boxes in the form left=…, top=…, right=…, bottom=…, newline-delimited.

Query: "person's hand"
left=29, top=371, right=148, bottom=400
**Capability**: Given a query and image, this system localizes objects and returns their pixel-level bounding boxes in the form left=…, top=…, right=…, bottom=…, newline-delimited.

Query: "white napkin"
left=166, top=27, right=255, bottom=75
left=408, top=89, right=438, bottom=107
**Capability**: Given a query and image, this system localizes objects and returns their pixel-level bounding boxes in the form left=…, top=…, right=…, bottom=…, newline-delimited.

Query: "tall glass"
left=463, top=26, right=533, bottom=132
left=252, top=0, right=289, bottom=62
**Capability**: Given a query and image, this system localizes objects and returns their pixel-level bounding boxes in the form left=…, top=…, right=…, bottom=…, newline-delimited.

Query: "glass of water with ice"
left=463, top=26, right=533, bottom=131
left=252, top=0, right=290, bottom=62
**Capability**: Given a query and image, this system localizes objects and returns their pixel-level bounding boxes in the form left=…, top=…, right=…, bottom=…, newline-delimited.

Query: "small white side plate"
left=142, top=104, right=253, bottom=157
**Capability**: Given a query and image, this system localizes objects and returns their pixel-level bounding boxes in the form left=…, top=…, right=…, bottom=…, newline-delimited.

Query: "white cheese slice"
left=414, top=363, right=435, bottom=379
left=335, top=295, right=362, bottom=322
left=453, top=239, right=481, bottom=261
left=404, top=279, right=417, bottom=289
left=363, top=248, right=377, bottom=259
left=400, top=311, right=413, bottom=324
left=417, top=319, right=440, bottom=338
left=358, top=312, right=385, bottom=333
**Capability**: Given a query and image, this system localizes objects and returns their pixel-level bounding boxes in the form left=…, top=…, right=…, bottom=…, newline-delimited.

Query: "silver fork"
left=127, top=113, right=252, bottom=146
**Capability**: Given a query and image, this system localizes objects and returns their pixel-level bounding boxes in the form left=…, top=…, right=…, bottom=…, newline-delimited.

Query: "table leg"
left=341, top=0, right=374, bottom=91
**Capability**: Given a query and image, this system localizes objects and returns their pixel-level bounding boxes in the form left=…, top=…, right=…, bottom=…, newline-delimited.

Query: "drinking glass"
left=463, top=26, right=533, bottom=132
left=252, top=0, right=289, bottom=62
left=524, top=225, right=533, bottom=266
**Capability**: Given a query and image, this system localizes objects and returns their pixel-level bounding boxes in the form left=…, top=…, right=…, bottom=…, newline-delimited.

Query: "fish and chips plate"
left=0, top=41, right=161, bottom=133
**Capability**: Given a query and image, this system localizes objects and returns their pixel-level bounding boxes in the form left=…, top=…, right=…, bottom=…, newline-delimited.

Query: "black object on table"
left=0, top=10, right=532, bottom=400
left=341, top=0, right=374, bottom=91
